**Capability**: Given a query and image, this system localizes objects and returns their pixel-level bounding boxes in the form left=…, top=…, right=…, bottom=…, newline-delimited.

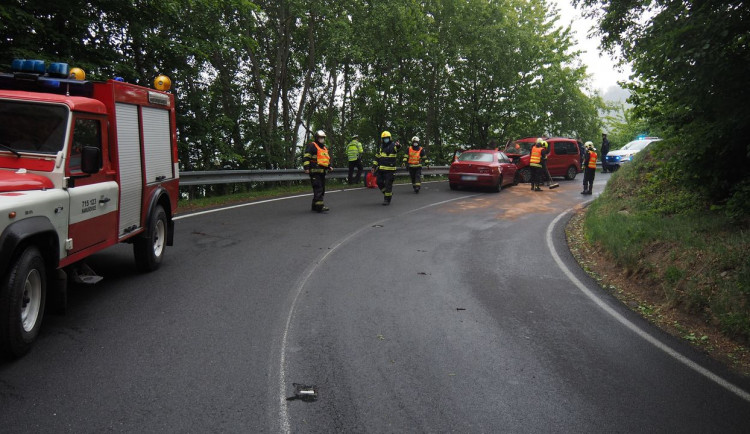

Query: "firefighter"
left=529, top=139, right=545, bottom=191
left=581, top=141, right=597, bottom=195
left=403, top=136, right=427, bottom=193
left=372, top=130, right=401, bottom=205
left=346, top=134, right=364, bottom=184
left=540, top=139, right=551, bottom=186
left=303, top=130, right=332, bottom=212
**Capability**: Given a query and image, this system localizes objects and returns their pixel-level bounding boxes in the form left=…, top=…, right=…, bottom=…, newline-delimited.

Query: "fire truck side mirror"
left=80, top=146, right=101, bottom=174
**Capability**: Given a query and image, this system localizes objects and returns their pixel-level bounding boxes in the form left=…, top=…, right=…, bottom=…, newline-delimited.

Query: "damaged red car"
left=448, top=149, right=518, bottom=192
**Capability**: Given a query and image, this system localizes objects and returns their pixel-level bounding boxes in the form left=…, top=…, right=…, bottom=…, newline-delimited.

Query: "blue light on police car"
left=114, top=76, right=125, bottom=82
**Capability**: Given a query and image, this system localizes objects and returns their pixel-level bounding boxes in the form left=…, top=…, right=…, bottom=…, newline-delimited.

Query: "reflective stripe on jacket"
left=346, top=140, right=363, bottom=161
left=315, top=143, right=330, bottom=167
left=303, top=141, right=330, bottom=172
left=587, top=151, right=597, bottom=169
left=530, top=146, right=542, bottom=167
left=374, top=142, right=400, bottom=171
left=407, top=146, right=423, bottom=165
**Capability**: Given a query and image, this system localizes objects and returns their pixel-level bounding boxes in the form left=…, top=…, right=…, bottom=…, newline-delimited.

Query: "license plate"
left=461, top=175, right=478, bottom=181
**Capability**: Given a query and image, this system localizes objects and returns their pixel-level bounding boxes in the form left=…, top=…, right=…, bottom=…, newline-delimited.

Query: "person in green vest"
left=346, top=134, right=364, bottom=184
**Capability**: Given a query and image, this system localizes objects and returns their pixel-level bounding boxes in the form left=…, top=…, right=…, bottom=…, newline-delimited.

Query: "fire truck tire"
left=134, top=205, right=167, bottom=272
left=0, top=246, right=46, bottom=358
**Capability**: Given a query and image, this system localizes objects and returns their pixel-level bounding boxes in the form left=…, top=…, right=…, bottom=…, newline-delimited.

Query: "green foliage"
left=585, top=147, right=750, bottom=342
left=574, top=0, right=750, bottom=207
left=2, top=1, right=602, bottom=169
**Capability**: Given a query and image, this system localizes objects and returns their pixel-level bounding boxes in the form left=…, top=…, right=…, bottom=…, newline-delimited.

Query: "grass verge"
left=567, top=149, right=750, bottom=376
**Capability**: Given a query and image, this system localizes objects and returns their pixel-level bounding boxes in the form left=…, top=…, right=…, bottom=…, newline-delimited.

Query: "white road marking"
left=173, top=180, right=445, bottom=221
left=277, top=194, right=480, bottom=433
left=546, top=205, right=750, bottom=403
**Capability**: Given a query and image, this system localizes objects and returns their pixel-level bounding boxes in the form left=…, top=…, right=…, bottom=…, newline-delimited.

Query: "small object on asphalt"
left=456, top=308, right=466, bottom=311
left=418, top=272, right=428, bottom=275
left=287, top=383, right=318, bottom=402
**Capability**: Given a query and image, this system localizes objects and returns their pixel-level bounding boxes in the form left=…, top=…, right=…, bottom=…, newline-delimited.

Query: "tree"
left=574, top=0, right=750, bottom=202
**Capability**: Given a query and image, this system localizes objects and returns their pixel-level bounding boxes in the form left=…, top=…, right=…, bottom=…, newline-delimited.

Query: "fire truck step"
left=70, top=263, right=103, bottom=285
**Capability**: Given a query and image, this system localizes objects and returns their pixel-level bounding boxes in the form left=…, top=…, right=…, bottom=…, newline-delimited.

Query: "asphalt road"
left=1, top=174, right=749, bottom=433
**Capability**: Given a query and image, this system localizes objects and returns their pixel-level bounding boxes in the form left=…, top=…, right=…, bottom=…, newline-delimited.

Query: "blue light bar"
left=47, top=62, right=69, bottom=78
left=22, top=60, right=46, bottom=74
left=11, top=59, right=25, bottom=72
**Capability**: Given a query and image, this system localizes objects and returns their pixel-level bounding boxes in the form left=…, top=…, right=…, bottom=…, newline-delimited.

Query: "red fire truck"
left=0, top=60, right=179, bottom=357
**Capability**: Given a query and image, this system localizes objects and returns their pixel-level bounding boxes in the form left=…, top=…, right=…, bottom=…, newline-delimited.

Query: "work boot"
left=580, top=190, right=586, bottom=194
left=535, top=187, right=542, bottom=191
left=318, top=205, right=330, bottom=212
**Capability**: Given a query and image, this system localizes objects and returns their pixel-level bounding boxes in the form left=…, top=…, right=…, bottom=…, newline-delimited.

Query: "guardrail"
left=179, top=166, right=450, bottom=186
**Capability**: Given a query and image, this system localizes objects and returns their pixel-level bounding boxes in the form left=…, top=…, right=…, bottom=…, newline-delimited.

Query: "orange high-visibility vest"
left=588, top=151, right=597, bottom=169
left=530, top=146, right=542, bottom=166
left=408, top=147, right=423, bottom=165
left=314, top=143, right=330, bottom=167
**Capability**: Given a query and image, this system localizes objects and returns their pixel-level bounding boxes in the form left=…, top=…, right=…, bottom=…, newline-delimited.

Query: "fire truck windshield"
left=0, top=100, right=68, bottom=155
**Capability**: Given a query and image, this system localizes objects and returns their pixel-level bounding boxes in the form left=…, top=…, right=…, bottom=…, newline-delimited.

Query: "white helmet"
left=585, top=141, right=595, bottom=151
left=411, top=136, right=420, bottom=143
left=536, top=137, right=544, bottom=144
left=315, top=130, right=326, bottom=138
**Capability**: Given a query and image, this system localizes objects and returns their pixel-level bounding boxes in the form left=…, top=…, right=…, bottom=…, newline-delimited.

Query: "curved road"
left=1, top=175, right=749, bottom=432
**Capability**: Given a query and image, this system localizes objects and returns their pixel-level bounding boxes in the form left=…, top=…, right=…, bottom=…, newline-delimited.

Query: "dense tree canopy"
left=1, top=0, right=603, bottom=169
left=575, top=0, right=750, bottom=210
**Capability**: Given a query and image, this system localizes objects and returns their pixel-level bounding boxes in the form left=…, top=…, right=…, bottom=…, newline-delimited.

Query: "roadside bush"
left=584, top=142, right=750, bottom=343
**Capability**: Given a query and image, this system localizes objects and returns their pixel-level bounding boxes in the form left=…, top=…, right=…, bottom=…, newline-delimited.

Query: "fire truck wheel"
left=134, top=205, right=167, bottom=272
left=0, top=246, right=46, bottom=358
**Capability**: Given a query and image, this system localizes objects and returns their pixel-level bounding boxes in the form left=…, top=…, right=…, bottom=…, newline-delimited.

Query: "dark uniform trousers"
left=310, top=170, right=326, bottom=210
left=408, top=166, right=422, bottom=190
left=583, top=168, right=596, bottom=192
left=377, top=170, right=395, bottom=202
left=348, top=159, right=363, bottom=184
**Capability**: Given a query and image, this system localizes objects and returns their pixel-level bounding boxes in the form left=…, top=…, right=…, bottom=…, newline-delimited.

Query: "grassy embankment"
left=176, top=175, right=446, bottom=214
left=573, top=144, right=749, bottom=373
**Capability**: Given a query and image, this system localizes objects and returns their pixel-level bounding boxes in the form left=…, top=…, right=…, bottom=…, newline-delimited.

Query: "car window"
left=458, top=152, right=494, bottom=162
left=554, top=141, right=575, bottom=155
left=506, top=141, right=533, bottom=156
left=69, top=118, right=102, bottom=173
left=623, top=139, right=656, bottom=151
left=497, top=152, right=510, bottom=163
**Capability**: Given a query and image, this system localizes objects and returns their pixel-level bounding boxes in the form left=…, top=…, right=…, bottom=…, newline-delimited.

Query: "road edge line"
left=546, top=205, right=750, bottom=403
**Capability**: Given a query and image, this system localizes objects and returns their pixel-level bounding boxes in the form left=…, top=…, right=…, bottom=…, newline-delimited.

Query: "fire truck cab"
left=0, top=60, right=179, bottom=357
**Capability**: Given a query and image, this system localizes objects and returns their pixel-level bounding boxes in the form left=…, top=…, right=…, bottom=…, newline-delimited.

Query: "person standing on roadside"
left=601, top=133, right=610, bottom=173
left=403, top=136, right=427, bottom=194
left=529, top=139, right=545, bottom=191
left=346, top=134, right=364, bottom=184
left=372, top=131, right=401, bottom=205
left=303, top=130, right=332, bottom=212
left=581, top=141, right=597, bottom=195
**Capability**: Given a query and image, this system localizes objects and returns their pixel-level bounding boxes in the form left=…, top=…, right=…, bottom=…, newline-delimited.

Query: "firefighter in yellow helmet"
left=303, top=130, right=332, bottom=212
left=529, top=138, right=547, bottom=191
left=582, top=141, right=597, bottom=195
left=402, top=136, right=428, bottom=193
left=372, top=130, right=401, bottom=205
